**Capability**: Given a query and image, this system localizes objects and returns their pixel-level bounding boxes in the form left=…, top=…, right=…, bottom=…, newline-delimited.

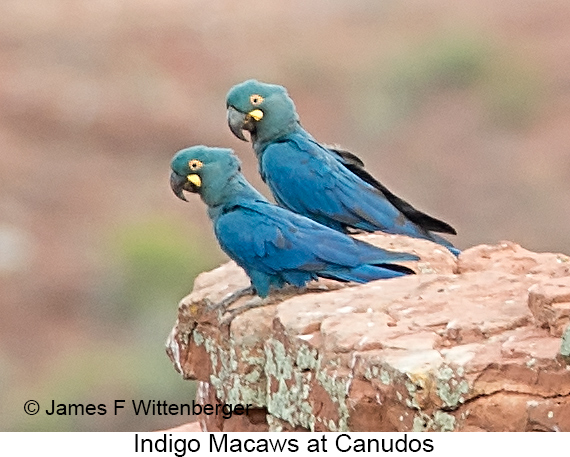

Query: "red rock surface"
left=167, top=236, right=570, bottom=432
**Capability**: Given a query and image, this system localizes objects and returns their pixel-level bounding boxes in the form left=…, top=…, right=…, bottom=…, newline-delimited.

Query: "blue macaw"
left=226, top=80, right=459, bottom=255
left=170, top=146, right=418, bottom=306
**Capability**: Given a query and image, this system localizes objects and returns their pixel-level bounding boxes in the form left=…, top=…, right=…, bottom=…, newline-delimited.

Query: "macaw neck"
left=204, top=173, right=267, bottom=221
left=253, top=121, right=307, bottom=155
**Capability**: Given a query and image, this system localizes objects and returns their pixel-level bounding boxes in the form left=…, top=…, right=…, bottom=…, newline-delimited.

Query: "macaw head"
left=170, top=146, right=241, bottom=205
left=226, top=79, right=299, bottom=144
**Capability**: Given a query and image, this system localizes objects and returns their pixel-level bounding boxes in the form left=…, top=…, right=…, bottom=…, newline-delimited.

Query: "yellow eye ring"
left=250, top=94, right=264, bottom=106
left=188, top=159, right=203, bottom=171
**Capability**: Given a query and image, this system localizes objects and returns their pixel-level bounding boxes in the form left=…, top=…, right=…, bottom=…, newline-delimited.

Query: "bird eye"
left=188, top=159, right=203, bottom=170
left=250, top=94, right=264, bottom=106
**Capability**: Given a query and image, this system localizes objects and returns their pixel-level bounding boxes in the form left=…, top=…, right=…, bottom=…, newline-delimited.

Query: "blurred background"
left=1, top=0, right=569, bottom=431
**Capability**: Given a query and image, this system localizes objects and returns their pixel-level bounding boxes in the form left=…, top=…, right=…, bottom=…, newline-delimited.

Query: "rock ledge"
left=167, top=235, right=570, bottom=432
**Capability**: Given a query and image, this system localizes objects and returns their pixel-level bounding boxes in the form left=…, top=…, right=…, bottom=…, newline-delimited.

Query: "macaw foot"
left=220, top=296, right=271, bottom=325
left=206, top=285, right=256, bottom=313
left=219, top=284, right=308, bottom=325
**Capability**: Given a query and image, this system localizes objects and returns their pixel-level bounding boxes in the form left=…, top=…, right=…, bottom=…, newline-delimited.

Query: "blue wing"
left=214, top=201, right=418, bottom=296
left=259, top=132, right=458, bottom=253
left=328, top=147, right=457, bottom=235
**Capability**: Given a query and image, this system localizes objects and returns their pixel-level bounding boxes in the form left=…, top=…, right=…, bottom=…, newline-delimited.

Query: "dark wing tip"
left=336, top=150, right=457, bottom=235
left=382, top=263, right=416, bottom=275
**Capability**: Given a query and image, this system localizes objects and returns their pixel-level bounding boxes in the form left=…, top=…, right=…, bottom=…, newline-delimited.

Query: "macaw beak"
left=170, top=171, right=200, bottom=201
left=227, top=105, right=256, bottom=142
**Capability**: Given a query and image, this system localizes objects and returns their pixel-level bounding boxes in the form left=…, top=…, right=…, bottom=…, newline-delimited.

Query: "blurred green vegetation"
left=105, top=215, right=221, bottom=321
left=352, top=33, right=543, bottom=135
left=9, top=342, right=198, bottom=432
left=4, top=215, right=223, bottom=431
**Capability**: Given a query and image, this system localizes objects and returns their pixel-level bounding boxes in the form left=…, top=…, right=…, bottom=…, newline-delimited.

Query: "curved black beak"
left=227, top=105, right=253, bottom=142
left=170, top=172, right=198, bottom=201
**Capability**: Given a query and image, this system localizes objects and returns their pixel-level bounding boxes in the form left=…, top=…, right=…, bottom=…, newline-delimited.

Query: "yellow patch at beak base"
left=248, top=109, right=264, bottom=121
left=187, top=174, right=201, bottom=187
